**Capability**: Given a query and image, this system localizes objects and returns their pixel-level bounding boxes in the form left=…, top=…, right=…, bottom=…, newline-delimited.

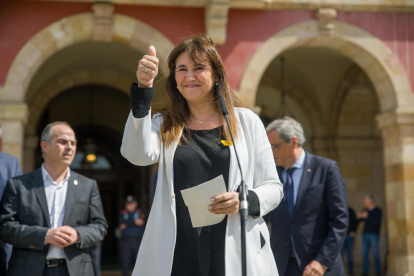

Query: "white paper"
left=181, top=175, right=227, bottom=228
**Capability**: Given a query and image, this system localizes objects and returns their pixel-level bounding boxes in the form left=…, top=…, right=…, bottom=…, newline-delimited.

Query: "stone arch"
left=1, top=12, right=174, bottom=103
left=22, top=68, right=133, bottom=171
left=239, top=20, right=413, bottom=113
left=25, top=68, right=130, bottom=136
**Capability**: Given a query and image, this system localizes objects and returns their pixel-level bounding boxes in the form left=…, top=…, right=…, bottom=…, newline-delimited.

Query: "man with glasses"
left=266, top=117, right=348, bottom=276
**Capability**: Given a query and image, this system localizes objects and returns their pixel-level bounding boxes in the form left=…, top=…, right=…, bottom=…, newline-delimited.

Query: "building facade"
left=0, top=0, right=413, bottom=274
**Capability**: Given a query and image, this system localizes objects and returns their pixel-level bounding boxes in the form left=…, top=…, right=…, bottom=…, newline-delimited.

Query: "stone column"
left=23, top=134, right=39, bottom=173
left=0, top=103, right=28, bottom=166
left=377, top=110, right=414, bottom=276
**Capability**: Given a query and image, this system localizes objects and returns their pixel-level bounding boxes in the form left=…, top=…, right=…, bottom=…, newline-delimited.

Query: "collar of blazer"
left=31, top=167, right=81, bottom=228
left=277, top=150, right=315, bottom=220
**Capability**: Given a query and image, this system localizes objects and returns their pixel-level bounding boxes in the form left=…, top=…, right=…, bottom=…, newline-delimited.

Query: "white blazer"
left=121, top=107, right=283, bottom=276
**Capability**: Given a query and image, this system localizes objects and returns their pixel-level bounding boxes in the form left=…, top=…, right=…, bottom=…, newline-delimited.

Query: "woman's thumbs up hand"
left=137, top=45, right=159, bottom=88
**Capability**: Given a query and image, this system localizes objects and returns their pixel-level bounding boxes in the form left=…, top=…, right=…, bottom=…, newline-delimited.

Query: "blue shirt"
left=281, top=150, right=306, bottom=205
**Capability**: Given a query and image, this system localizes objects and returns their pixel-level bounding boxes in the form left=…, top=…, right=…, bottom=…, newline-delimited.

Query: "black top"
left=347, top=207, right=357, bottom=234
left=363, top=207, right=382, bottom=234
left=171, top=127, right=229, bottom=276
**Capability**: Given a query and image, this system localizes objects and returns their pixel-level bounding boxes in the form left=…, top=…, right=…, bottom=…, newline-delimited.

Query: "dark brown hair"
left=156, top=34, right=244, bottom=147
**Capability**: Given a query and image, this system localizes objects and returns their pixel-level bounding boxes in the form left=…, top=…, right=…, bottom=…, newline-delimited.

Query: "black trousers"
left=89, top=243, right=102, bottom=276
left=43, top=264, right=70, bottom=276
left=0, top=241, right=7, bottom=276
left=285, top=257, right=302, bottom=276
left=121, top=237, right=142, bottom=276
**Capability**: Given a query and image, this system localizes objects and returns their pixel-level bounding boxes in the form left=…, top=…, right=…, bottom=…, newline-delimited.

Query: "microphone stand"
left=219, top=95, right=248, bottom=276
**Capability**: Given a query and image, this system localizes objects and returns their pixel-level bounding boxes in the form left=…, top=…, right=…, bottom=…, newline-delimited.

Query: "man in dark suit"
left=0, top=152, right=22, bottom=199
left=0, top=121, right=108, bottom=276
left=0, top=152, right=22, bottom=275
left=266, top=117, right=348, bottom=276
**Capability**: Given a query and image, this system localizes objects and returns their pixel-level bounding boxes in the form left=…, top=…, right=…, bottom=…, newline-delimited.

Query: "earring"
left=176, top=86, right=178, bottom=89
left=215, top=82, right=218, bottom=86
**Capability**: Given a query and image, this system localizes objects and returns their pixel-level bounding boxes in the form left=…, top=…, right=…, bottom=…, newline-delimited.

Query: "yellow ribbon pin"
left=221, top=140, right=233, bottom=146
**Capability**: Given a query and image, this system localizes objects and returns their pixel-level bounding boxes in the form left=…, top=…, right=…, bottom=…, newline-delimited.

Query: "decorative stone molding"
left=39, top=0, right=414, bottom=13
left=376, top=110, right=414, bottom=129
left=316, top=8, right=337, bottom=36
left=205, top=0, right=230, bottom=45
left=25, top=68, right=131, bottom=135
left=92, top=2, right=115, bottom=41
left=0, top=103, right=29, bottom=163
left=0, top=104, right=29, bottom=123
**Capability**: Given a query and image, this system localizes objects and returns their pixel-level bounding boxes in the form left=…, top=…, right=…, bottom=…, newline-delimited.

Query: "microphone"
left=219, top=95, right=248, bottom=276
left=219, top=95, right=229, bottom=116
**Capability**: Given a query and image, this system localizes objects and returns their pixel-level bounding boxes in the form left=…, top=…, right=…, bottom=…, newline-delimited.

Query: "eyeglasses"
left=271, top=141, right=286, bottom=151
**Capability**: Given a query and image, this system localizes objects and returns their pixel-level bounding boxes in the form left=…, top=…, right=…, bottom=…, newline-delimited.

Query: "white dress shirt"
left=42, top=164, right=70, bottom=260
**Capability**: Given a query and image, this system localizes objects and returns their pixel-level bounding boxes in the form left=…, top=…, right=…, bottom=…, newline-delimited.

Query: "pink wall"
left=0, top=1, right=413, bottom=92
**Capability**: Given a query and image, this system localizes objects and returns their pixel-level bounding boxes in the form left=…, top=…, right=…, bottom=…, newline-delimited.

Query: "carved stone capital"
left=0, top=104, right=29, bottom=122
left=316, top=8, right=337, bottom=36
left=205, top=0, right=230, bottom=45
left=376, top=110, right=414, bottom=130
left=92, top=2, right=115, bottom=41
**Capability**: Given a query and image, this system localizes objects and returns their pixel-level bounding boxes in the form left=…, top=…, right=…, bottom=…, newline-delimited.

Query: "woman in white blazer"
left=121, top=34, right=283, bottom=276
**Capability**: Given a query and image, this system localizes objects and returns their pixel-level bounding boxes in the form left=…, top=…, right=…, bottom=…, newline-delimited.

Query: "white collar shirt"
left=42, top=164, right=70, bottom=260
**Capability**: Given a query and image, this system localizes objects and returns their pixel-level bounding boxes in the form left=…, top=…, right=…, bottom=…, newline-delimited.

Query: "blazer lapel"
left=276, top=165, right=284, bottom=193
left=32, top=168, right=51, bottom=228
left=228, top=120, right=247, bottom=192
left=292, top=151, right=315, bottom=219
left=228, top=146, right=239, bottom=192
left=165, top=129, right=181, bottom=198
left=275, top=166, right=291, bottom=220
left=63, top=173, right=79, bottom=225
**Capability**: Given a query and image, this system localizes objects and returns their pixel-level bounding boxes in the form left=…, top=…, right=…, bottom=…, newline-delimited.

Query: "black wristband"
left=237, top=186, right=261, bottom=216
left=247, top=190, right=261, bottom=216
left=130, top=83, right=154, bottom=118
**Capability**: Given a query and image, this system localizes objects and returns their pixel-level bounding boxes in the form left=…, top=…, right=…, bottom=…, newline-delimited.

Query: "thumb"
left=149, top=45, right=156, bottom=57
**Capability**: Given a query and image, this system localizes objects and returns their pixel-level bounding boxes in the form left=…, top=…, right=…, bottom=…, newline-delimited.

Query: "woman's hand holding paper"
left=209, top=192, right=240, bottom=215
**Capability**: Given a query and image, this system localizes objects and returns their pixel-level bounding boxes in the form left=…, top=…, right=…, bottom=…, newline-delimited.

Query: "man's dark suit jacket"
left=0, top=152, right=22, bottom=200
left=0, top=168, right=108, bottom=276
left=0, top=152, right=22, bottom=275
left=270, top=151, right=348, bottom=276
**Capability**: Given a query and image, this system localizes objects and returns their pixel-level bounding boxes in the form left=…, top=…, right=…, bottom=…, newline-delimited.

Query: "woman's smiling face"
left=175, top=51, right=217, bottom=105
